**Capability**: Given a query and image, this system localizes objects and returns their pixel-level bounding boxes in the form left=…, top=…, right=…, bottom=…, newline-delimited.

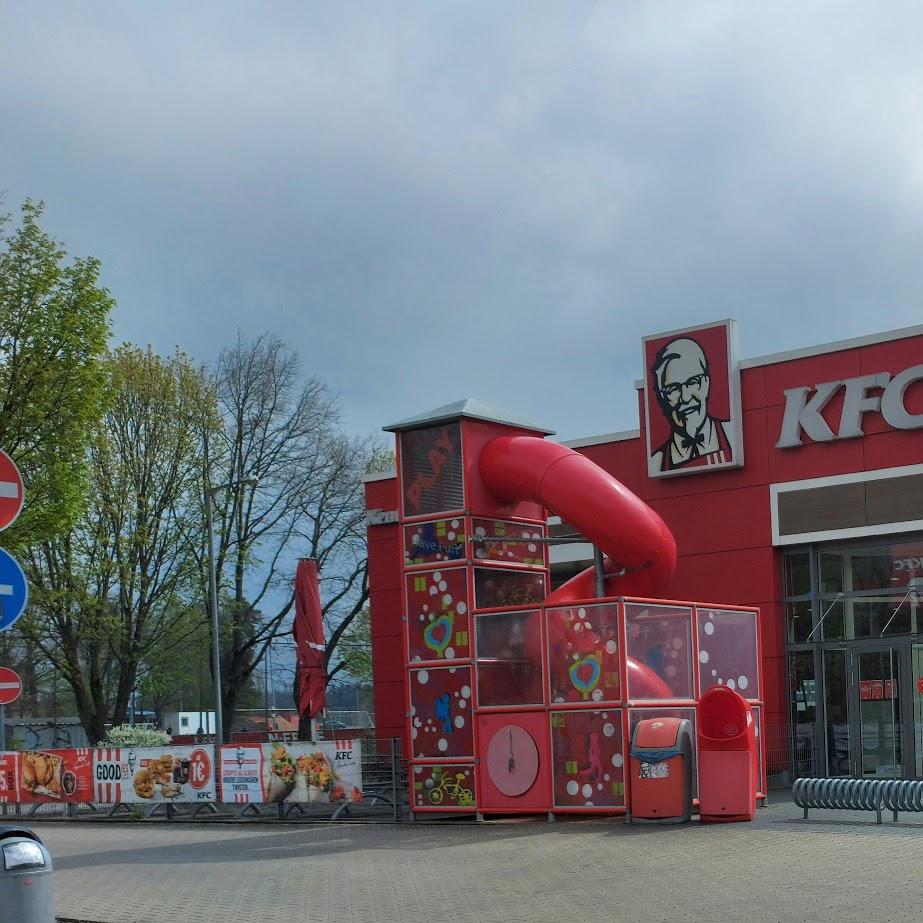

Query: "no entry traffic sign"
left=0, top=450, right=23, bottom=533
left=0, top=667, right=22, bottom=705
left=0, top=549, right=28, bottom=632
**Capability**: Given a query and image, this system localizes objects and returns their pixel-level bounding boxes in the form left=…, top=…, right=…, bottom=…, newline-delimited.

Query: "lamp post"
left=205, top=478, right=257, bottom=745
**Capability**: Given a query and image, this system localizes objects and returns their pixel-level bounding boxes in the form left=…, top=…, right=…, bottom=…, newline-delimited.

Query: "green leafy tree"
left=0, top=200, right=112, bottom=548
left=329, top=606, right=372, bottom=682
left=20, top=346, right=218, bottom=742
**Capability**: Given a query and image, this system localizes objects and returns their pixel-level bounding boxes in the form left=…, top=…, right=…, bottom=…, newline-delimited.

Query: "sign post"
left=0, top=449, right=27, bottom=635
left=0, top=451, right=24, bottom=532
left=0, top=667, right=23, bottom=752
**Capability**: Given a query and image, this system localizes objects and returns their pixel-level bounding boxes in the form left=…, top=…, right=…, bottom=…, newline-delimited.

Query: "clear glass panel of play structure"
left=546, top=604, right=621, bottom=704
left=628, top=707, right=698, bottom=797
left=399, top=421, right=464, bottom=518
left=475, top=609, right=544, bottom=707
left=752, top=705, right=765, bottom=792
left=470, top=518, right=547, bottom=567
left=403, top=518, right=467, bottom=567
left=473, top=568, right=546, bottom=609
left=411, top=763, right=477, bottom=811
left=550, top=709, right=625, bottom=808
left=405, top=568, right=470, bottom=663
left=408, top=666, right=474, bottom=760
left=624, top=603, right=694, bottom=700
left=696, top=608, right=760, bottom=701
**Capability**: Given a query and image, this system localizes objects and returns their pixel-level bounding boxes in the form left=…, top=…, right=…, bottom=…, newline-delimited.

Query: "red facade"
left=366, top=323, right=923, bottom=780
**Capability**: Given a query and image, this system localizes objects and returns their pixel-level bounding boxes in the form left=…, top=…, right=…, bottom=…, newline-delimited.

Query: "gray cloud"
left=3, top=2, right=923, bottom=441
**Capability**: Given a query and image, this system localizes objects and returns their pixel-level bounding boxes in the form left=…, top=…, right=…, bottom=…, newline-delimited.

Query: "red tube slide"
left=479, top=435, right=677, bottom=698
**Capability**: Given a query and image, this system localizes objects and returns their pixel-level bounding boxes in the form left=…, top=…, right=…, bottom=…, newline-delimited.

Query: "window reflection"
left=820, top=541, right=923, bottom=594
left=817, top=595, right=918, bottom=640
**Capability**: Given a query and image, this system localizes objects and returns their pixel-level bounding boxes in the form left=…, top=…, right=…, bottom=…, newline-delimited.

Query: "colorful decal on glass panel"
left=412, top=763, right=476, bottom=809
left=406, top=568, right=470, bottom=662
left=624, top=604, right=694, bottom=699
left=404, top=518, right=466, bottom=566
left=471, top=518, right=546, bottom=566
left=550, top=710, right=625, bottom=808
left=548, top=604, right=620, bottom=704
left=399, top=423, right=463, bottom=517
left=696, top=608, right=760, bottom=700
left=409, top=667, right=474, bottom=759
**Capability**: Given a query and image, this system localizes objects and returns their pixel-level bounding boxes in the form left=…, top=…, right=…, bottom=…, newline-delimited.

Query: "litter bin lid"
left=633, top=717, right=683, bottom=749
left=0, top=826, right=42, bottom=844
left=698, top=685, right=753, bottom=745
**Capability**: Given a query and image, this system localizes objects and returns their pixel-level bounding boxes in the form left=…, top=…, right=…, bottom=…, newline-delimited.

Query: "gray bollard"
left=0, top=825, right=55, bottom=923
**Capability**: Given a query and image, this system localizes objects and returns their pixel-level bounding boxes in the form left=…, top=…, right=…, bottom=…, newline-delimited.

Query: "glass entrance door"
left=854, top=646, right=902, bottom=778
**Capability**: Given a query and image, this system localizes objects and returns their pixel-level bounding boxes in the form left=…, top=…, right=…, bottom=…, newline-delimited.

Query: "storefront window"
left=823, top=650, right=850, bottom=777
left=817, top=598, right=846, bottom=641
left=788, top=651, right=816, bottom=778
left=783, top=552, right=811, bottom=597
left=816, top=594, right=918, bottom=640
left=786, top=601, right=813, bottom=643
left=819, top=553, right=845, bottom=595
left=820, top=541, right=923, bottom=595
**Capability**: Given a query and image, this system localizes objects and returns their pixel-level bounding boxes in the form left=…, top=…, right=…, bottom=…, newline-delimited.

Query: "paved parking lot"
left=35, top=798, right=923, bottom=923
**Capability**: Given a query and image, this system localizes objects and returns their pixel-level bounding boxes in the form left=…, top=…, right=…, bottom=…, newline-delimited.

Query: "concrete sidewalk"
left=37, top=797, right=923, bottom=923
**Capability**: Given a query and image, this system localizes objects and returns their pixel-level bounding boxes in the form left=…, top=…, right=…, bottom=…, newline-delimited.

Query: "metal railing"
left=762, top=723, right=818, bottom=783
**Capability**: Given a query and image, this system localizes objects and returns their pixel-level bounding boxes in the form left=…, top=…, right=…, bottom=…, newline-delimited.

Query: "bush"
left=102, top=724, right=171, bottom=748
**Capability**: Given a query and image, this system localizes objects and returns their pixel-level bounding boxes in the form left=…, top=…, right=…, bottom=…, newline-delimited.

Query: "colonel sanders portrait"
left=650, top=336, right=733, bottom=472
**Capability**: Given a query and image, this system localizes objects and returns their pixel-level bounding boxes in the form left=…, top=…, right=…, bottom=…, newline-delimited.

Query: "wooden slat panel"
left=866, top=474, right=923, bottom=526
left=778, top=482, right=866, bottom=536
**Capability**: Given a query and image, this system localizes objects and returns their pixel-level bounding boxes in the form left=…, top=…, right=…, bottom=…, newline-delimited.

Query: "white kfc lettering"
left=776, top=363, right=923, bottom=448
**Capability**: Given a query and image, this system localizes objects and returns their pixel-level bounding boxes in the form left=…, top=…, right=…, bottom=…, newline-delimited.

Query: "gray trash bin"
left=0, top=825, right=55, bottom=923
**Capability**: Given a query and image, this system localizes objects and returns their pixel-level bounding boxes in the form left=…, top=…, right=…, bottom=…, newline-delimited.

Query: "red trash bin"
left=628, top=717, right=693, bottom=824
left=697, top=685, right=756, bottom=823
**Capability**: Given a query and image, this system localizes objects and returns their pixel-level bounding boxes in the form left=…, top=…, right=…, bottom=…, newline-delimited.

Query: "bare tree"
left=206, top=333, right=370, bottom=738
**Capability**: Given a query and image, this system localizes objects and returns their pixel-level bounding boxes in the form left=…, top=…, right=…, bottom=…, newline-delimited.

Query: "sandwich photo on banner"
left=642, top=320, right=743, bottom=478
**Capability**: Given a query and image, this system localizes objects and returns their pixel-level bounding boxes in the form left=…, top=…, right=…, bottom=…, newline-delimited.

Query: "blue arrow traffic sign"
left=0, top=548, right=28, bottom=631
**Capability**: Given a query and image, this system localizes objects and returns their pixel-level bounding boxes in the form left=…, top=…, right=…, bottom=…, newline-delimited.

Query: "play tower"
left=385, top=400, right=764, bottom=816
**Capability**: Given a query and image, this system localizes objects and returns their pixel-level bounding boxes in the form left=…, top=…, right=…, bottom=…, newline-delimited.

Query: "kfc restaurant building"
left=364, top=319, right=923, bottom=784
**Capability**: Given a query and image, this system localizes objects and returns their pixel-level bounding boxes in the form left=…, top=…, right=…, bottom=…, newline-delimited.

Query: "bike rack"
left=792, top=777, right=923, bottom=824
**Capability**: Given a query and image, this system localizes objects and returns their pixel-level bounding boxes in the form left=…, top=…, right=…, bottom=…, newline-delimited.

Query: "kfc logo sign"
left=776, top=364, right=923, bottom=448
left=643, top=320, right=744, bottom=478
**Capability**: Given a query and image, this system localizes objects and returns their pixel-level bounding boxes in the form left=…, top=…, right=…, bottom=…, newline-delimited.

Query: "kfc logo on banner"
left=643, top=320, right=744, bottom=478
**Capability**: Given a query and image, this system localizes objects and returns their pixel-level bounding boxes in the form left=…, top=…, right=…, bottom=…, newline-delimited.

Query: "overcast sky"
left=3, top=3, right=923, bottom=443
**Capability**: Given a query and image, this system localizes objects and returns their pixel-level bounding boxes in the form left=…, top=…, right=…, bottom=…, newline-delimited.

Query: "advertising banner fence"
left=93, top=746, right=216, bottom=804
left=18, top=748, right=94, bottom=804
left=0, top=751, right=17, bottom=803
left=0, top=749, right=95, bottom=804
left=0, top=740, right=370, bottom=812
left=218, top=740, right=363, bottom=805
